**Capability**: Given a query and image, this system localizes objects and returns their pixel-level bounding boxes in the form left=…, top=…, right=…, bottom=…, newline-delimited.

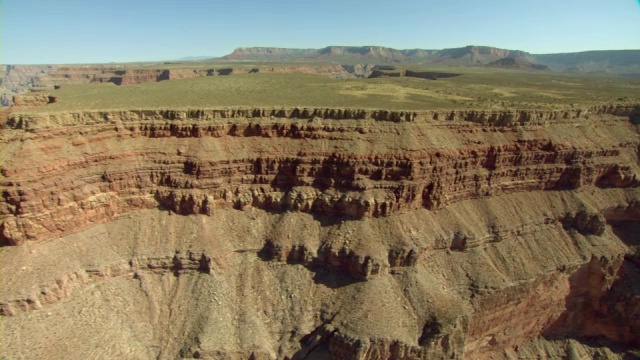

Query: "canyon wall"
left=1, top=105, right=639, bottom=359
left=1, top=65, right=57, bottom=106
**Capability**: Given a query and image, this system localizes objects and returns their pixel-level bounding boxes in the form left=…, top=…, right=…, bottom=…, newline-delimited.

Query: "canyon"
left=1, top=95, right=639, bottom=358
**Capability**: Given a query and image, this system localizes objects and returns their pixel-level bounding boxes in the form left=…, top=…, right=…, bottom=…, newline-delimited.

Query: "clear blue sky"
left=2, top=0, right=639, bottom=64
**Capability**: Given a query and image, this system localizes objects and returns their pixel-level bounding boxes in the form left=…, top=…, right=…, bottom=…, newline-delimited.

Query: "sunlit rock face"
left=1, top=105, right=639, bottom=359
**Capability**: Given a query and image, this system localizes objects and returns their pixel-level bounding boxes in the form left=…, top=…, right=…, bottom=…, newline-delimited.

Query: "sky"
left=1, top=0, right=639, bottom=64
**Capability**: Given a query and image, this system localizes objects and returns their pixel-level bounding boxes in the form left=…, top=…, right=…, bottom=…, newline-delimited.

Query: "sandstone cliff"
left=1, top=104, right=639, bottom=359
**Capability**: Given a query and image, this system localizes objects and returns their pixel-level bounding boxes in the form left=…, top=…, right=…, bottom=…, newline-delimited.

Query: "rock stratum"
left=1, top=104, right=640, bottom=359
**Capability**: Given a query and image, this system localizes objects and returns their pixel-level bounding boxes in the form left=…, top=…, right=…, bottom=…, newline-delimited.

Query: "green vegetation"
left=23, top=67, right=640, bottom=113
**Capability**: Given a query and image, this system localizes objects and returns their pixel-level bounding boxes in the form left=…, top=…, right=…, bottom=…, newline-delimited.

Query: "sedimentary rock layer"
left=1, top=105, right=639, bottom=359
left=2, top=105, right=639, bottom=245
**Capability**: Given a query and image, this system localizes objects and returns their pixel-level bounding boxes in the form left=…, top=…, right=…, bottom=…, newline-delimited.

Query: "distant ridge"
left=486, top=57, right=550, bottom=71
left=219, top=45, right=640, bottom=74
left=221, top=45, right=530, bottom=65
left=176, top=56, right=213, bottom=61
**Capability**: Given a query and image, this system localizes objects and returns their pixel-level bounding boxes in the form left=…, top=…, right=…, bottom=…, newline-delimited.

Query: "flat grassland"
left=22, top=67, right=640, bottom=113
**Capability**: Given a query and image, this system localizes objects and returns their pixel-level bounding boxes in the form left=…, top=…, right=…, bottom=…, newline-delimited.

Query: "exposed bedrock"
left=10, top=93, right=57, bottom=108
left=2, top=106, right=639, bottom=245
left=5, top=104, right=640, bottom=130
left=1, top=65, right=58, bottom=106
left=1, top=191, right=638, bottom=359
left=1, top=105, right=639, bottom=359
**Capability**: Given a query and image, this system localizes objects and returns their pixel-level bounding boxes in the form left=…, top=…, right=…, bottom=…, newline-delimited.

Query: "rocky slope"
left=1, top=104, right=639, bottom=359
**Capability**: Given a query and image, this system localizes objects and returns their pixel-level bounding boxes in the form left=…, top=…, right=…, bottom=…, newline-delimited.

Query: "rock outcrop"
left=1, top=65, right=57, bottom=106
left=1, top=104, right=639, bottom=359
left=10, top=93, right=56, bottom=108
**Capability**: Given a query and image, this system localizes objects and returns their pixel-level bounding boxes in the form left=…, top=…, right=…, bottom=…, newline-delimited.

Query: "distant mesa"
left=220, top=45, right=526, bottom=64
left=368, top=67, right=462, bottom=80
left=219, top=45, right=640, bottom=74
left=435, top=46, right=532, bottom=65
left=486, top=57, right=550, bottom=70
left=223, top=47, right=318, bottom=61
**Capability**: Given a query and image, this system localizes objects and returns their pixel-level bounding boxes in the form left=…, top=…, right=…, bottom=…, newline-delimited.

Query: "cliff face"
left=1, top=105, right=639, bottom=359
left=1, top=65, right=57, bottom=106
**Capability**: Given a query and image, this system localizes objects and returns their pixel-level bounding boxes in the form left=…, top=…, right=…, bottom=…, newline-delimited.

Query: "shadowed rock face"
left=1, top=104, right=639, bottom=359
left=368, top=68, right=462, bottom=80
left=486, top=57, right=550, bottom=71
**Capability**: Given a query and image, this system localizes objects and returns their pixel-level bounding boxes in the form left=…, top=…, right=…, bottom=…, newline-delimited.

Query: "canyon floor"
left=1, top=65, right=640, bottom=359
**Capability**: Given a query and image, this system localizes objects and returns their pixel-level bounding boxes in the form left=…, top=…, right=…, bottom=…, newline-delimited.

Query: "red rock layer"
left=1, top=105, right=639, bottom=359
left=2, top=106, right=639, bottom=246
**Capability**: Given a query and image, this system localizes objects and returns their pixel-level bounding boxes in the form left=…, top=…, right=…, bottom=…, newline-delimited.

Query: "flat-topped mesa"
left=221, top=45, right=532, bottom=64
left=439, top=45, right=529, bottom=59
left=1, top=104, right=639, bottom=245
